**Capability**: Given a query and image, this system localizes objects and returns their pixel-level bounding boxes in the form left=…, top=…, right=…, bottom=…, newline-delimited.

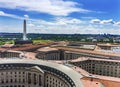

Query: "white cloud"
left=82, top=25, right=102, bottom=34
left=114, top=21, right=120, bottom=27
left=29, top=17, right=83, bottom=27
left=26, top=17, right=86, bottom=33
left=0, top=11, right=23, bottom=19
left=55, top=18, right=83, bottom=25
left=28, top=23, right=35, bottom=27
left=1, top=17, right=120, bottom=34
left=101, top=19, right=114, bottom=24
left=90, top=19, right=101, bottom=23
left=21, top=17, right=120, bottom=34
left=91, top=19, right=114, bottom=24
left=0, top=11, right=4, bottom=15
left=24, top=14, right=29, bottom=19
left=0, top=0, right=90, bottom=16
left=0, top=11, right=31, bottom=20
left=0, top=11, right=120, bottom=34
left=81, top=16, right=96, bottom=20
left=116, top=22, right=120, bottom=25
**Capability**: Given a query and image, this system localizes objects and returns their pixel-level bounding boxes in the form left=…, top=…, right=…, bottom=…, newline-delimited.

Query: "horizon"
left=0, top=0, right=120, bottom=34
left=0, top=32, right=120, bottom=36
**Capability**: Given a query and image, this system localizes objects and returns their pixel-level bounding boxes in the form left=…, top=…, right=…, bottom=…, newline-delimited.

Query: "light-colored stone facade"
left=0, top=51, right=20, bottom=58
left=36, top=51, right=60, bottom=60
left=71, top=59, right=120, bottom=78
left=64, top=51, right=110, bottom=60
left=0, top=66, right=44, bottom=87
left=45, top=72, right=70, bottom=87
left=0, top=64, right=73, bottom=87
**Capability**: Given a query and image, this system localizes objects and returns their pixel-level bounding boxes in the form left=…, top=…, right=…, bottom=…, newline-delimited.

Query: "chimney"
left=23, top=19, right=27, bottom=40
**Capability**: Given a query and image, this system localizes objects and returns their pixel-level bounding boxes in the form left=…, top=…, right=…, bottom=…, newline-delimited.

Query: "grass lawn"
left=33, top=40, right=53, bottom=44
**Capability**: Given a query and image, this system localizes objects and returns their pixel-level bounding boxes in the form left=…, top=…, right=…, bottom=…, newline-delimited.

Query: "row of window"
left=0, top=64, right=75, bottom=87
left=45, top=73, right=69, bottom=87
left=74, top=61, right=120, bottom=77
left=0, top=85, right=25, bottom=87
left=0, top=71, right=42, bottom=86
left=0, top=52, right=19, bottom=58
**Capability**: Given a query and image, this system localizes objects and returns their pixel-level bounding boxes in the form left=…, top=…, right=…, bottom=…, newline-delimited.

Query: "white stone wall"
left=72, top=60, right=120, bottom=78
left=0, top=66, right=71, bottom=87
left=0, top=66, right=44, bottom=87
left=45, top=72, right=70, bottom=87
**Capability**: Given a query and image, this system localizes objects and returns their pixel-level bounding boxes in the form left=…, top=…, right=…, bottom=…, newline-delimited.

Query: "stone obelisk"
left=23, top=19, right=27, bottom=40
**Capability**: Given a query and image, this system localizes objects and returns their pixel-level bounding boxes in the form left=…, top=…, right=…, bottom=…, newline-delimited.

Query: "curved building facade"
left=0, top=51, right=21, bottom=58
left=70, top=58, right=120, bottom=78
left=0, top=59, right=84, bottom=87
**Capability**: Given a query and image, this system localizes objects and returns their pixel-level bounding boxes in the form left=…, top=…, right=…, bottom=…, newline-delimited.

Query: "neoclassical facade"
left=0, top=59, right=84, bottom=87
left=36, top=47, right=64, bottom=60
left=0, top=66, right=44, bottom=87
left=71, top=58, right=120, bottom=78
left=0, top=51, right=20, bottom=58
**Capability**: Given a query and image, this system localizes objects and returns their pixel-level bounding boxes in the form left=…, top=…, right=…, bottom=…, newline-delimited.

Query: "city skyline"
left=0, top=0, right=120, bottom=34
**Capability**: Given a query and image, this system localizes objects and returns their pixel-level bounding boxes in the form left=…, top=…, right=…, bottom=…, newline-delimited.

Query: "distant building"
left=36, top=47, right=62, bottom=60
left=81, top=39, right=86, bottom=42
left=92, top=39, right=97, bottom=42
left=113, top=38, right=120, bottom=43
left=103, top=38, right=110, bottom=42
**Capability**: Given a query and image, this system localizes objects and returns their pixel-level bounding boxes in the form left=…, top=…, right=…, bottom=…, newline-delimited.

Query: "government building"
left=0, top=42, right=120, bottom=87
left=0, top=59, right=83, bottom=87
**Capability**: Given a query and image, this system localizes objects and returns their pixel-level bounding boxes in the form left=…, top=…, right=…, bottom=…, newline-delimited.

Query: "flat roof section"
left=37, top=47, right=59, bottom=52
left=56, top=46, right=120, bottom=58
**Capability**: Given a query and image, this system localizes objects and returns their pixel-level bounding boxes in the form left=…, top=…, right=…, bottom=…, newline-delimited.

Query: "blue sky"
left=0, top=0, right=120, bottom=34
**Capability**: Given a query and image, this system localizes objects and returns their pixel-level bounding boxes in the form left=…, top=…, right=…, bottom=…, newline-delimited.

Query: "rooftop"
left=56, top=46, right=120, bottom=58
left=70, top=57, right=120, bottom=63
left=97, top=43, right=120, bottom=47
left=37, top=47, right=58, bottom=52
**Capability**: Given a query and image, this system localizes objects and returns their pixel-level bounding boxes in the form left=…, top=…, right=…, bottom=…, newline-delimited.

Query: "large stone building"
left=0, top=59, right=83, bottom=87
left=70, top=58, right=120, bottom=78
left=0, top=43, right=120, bottom=87
left=36, top=47, right=64, bottom=60
left=0, top=50, right=21, bottom=58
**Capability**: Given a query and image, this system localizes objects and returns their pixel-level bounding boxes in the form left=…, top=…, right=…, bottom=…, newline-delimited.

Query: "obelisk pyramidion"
left=23, top=19, right=27, bottom=40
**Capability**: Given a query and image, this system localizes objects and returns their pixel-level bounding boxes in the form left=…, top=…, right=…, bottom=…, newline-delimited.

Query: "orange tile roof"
left=0, top=48, right=6, bottom=52
left=0, top=43, right=55, bottom=51
left=81, top=77, right=120, bottom=87
left=1, top=43, right=14, bottom=48
left=70, top=57, right=120, bottom=63
left=56, top=47, right=120, bottom=58
left=24, top=52, right=36, bottom=59
left=11, top=44, right=52, bottom=51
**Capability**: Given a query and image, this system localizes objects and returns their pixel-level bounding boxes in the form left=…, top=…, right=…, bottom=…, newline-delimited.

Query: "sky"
left=0, top=0, right=120, bottom=34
